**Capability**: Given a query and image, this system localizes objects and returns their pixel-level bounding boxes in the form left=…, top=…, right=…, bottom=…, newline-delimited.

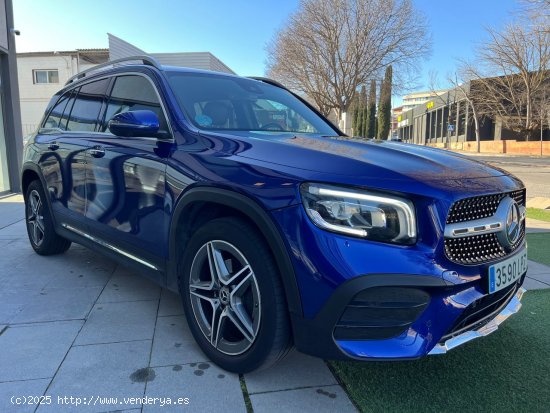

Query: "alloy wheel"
left=188, top=240, right=261, bottom=355
left=27, top=189, right=45, bottom=247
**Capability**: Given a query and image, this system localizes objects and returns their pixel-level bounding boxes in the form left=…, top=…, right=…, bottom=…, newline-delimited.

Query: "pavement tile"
left=0, top=266, right=56, bottom=291
left=9, top=287, right=103, bottom=324
left=244, top=350, right=337, bottom=394
left=523, top=277, right=550, bottom=290
left=527, top=260, right=550, bottom=275
left=0, top=220, right=27, bottom=239
left=0, top=378, right=51, bottom=413
left=38, top=340, right=152, bottom=413
left=142, top=365, right=244, bottom=413
left=43, top=251, right=114, bottom=289
left=249, top=385, right=356, bottom=413
left=0, top=289, right=38, bottom=324
left=97, top=268, right=161, bottom=303
left=0, top=321, right=82, bottom=382
left=75, top=300, right=158, bottom=345
left=0, top=196, right=24, bottom=230
left=150, top=315, right=206, bottom=367
left=158, top=289, right=184, bottom=317
left=527, top=274, right=550, bottom=285
left=0, top=241, right=114, bottom=290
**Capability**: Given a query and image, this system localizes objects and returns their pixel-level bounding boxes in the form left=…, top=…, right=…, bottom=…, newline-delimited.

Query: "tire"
left=179, top=217, right=292, bottom=373
left=25, top=180, right=71, bottom=255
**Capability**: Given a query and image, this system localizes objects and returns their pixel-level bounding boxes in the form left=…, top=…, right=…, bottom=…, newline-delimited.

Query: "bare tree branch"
left=461, top=22, right=549, bottom=138
left=266, top=0, right=431, bottom=118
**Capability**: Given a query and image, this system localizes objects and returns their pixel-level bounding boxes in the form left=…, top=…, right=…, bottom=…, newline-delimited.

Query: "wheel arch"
left=168, top=186, right=303, bottom=317
left=21, top=163, right=45, bottom=196
left=21, top=163, right=56, bottom=221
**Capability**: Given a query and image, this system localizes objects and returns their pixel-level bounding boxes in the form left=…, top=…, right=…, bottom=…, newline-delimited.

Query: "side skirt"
left=57, top=223, right=168, bottom=288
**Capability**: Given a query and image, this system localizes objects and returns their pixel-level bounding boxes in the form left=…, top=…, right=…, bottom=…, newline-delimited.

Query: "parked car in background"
left=21, top=56, right=527, bottom=372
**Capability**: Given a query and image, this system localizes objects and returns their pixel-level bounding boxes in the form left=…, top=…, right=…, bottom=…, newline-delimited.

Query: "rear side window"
left=66, top=78, right=110, bottom=132
left=101, top=75, right=168, bottom=132
left=43, top=91, right=73, bottom=130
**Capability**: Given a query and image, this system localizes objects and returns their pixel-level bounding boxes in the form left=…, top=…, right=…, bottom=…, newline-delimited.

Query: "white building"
left=17, top=34, right=234, bottom=135
left=17, top=49, right=108, bottom=135
left=402, top=89, right=448, bottom=112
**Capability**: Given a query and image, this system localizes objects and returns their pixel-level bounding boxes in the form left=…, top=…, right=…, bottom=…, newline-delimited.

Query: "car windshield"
left=166, top=71, right=338, bottom=135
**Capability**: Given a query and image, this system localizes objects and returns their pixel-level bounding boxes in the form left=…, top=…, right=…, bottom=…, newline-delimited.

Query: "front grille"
left=446, top=189, right=525, bottom=224
left=444, top=189, right=526, bottom=265
left=440, top=283, right=519, bottom=342
left=333, top=287, right=430, bottom=341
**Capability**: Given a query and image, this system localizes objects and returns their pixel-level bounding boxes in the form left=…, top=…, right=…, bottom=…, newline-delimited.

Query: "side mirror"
left=108, top=110, right=160, bottom=137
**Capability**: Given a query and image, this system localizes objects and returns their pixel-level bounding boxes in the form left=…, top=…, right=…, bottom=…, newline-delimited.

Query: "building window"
left=33, top=70, right=59, bottom=84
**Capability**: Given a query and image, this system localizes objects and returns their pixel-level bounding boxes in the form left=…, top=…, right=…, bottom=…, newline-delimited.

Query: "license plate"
left=488, top=248, right=527, bottom=294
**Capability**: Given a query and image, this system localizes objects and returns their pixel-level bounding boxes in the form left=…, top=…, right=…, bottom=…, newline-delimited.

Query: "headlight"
left=300, top=183, right=416, bottom=244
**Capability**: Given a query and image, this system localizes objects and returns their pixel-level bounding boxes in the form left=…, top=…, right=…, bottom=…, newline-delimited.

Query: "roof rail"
left=65, top=55, right=162, bottom=86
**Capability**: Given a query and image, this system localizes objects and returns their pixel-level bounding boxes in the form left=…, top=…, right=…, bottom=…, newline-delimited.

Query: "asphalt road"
left=460, top=153, right=550, bottom=199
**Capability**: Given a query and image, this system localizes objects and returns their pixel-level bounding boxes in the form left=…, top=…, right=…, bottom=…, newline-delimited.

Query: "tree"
left=354, top=85, right=367, bottom=136
left=266, top=0, right=430, bottom=120
left=365, top=79, right=377, bottom=138
left=451, top=71, right=483, bottom=152
left=377, top=66, right=393, bottom=139
left=430, top=69, right=483, bottom=152
left=463, top=21, right=549, bottom=138
left=352, top=94, right=361, bottom=135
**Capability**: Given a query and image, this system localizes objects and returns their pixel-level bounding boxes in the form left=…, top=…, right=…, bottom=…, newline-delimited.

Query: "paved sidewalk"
left=524, top=217, right=550, bottom=289
left=526, top=217, right=550, bottom=233
left=0, top=195, right=355, bottom=413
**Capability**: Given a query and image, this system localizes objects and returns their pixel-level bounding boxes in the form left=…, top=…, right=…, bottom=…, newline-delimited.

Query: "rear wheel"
left=25, top=180, right=71, bottom=255
left=179, top=217, right=291, bottom=373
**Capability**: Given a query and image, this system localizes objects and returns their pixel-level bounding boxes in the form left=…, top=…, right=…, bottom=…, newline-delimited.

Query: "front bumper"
left=291, top=274, right=525, bottom=361
left=429, top=287, right=525, bottom=355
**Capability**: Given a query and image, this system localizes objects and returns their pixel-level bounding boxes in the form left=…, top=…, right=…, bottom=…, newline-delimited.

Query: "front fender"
left=166, top=186, right=303, bottom=316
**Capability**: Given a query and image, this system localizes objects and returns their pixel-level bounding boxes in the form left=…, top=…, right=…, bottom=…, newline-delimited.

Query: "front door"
left=85, top=74, right=171, bottom=272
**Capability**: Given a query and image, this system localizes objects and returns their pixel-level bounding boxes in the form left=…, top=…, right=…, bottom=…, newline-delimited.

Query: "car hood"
left=200, top=131, right=510, bottom=183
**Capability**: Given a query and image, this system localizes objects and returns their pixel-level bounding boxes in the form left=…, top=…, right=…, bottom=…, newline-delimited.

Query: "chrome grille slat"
left=446, top=189, right=525, bottom=224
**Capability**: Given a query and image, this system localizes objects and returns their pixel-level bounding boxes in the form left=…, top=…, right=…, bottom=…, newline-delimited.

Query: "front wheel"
left=179, top=217, right=291, bottom=373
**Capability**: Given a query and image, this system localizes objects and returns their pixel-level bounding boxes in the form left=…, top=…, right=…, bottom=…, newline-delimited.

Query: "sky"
left=14, top=0, right=524, bottom=103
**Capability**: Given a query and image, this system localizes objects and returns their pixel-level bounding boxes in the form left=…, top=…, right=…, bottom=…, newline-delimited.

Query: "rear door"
left=84, top=73, right=171, bottom=273
left=36, top=78, right=110, bottom=229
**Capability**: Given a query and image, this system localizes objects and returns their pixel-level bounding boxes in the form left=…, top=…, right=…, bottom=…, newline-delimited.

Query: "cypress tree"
left=355, top=101, right=363, bottom=136
left=361, top=86, right=368, bottom=136
left=377, top=65, right=392, bottom=140
left=352, top=94, right=360, bottom=135
left=365, top=79, right=377, bottom=139
left=356, top=85, right=367, bottom=136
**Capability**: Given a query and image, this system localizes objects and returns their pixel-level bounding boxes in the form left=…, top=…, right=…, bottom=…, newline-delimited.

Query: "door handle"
left=89, top=146, right=105, bottom=158
left=48, top=141, right=59, bottom=151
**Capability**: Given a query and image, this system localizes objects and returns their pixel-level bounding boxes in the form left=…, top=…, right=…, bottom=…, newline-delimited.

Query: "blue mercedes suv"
left=22, top=56, right=527, bottom=372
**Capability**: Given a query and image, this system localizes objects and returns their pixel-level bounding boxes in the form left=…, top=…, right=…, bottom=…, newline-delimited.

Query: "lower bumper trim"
left=428, top=287, right=525, bottom=355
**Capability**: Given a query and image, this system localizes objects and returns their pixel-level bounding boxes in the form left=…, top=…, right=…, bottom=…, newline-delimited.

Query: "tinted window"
left=43, top=91, right=72, bottom=129
left=166, top=72, right=337, bottom=135
left=101, top=75, right=168, bottom=132
left=66, top=78, right=110, bottom=132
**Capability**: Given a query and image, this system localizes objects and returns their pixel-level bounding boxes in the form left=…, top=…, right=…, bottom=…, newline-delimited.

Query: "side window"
left=43, top=92, right=71, bottom=129
left=101, top=75, right=168, bottom=133
left=66, top=78, right=110, bottom=132
left=58, top=90, right=77, bottom=130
